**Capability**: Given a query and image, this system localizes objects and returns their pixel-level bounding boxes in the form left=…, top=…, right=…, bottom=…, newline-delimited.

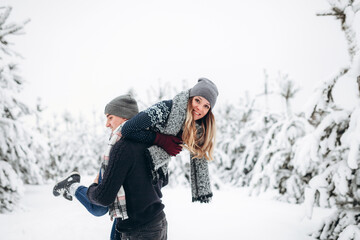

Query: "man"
left=53, top=94, right=139, bottom=240
left=86, top=128, right=168, bottom=239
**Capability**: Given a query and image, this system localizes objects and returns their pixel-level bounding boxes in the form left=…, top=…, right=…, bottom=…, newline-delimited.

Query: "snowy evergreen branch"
left=317, top=0, right=360, bottom=62
left=0, top=6, right=29, bottom=60
left=306, top=3, right=360, bottom=237
left=311, top=210, right=360, bottom=240
left=304, top=68, right=349, bottom=125
left=0, top=6, right=11, bottom=27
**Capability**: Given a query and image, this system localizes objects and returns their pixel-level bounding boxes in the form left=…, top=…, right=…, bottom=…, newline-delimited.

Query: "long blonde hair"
left=182, top=97, right=216, bottom=160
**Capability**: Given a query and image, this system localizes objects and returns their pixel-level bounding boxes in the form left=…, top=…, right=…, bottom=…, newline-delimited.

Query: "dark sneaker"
left=63, top=191, right=73, bottom=201
left=53, top=172, right=80, bottom=200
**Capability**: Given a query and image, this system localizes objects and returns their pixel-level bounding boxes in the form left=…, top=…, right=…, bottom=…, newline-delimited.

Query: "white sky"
left=3, top=0, right=357, bottom=117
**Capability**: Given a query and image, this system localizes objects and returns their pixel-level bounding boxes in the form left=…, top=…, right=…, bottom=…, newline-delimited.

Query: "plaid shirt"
left=100, top=123, right=128, bottom=220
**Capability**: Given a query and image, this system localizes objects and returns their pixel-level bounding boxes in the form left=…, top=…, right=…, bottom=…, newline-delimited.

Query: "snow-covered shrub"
left=0, top=161, right=23, bottom=213
left=249, top=115, right=312, bottom=203
left=215, top=99, right=257, bottom=186
left=228, top=72, right=311, bottom=203
left=0, top=118, right=48, bottom=184
left=167, top=151, right=191, bottom=188
left=311, top=210, right=360, bottom=240
left=217, top=109, right=279, bottom=187
left=44, top=111, right=107, bottom=179
left=299, top=110, right=351, bottom=211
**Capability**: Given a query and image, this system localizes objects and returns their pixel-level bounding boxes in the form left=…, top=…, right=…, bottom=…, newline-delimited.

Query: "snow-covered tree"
left=247, top=74, right=313, bottom=203
left=304, top=68, right=349, bottom=126
left=305, top=60, right=360, bottom=239
left=215, top=71, right=310, bottom=202
left=317, top=0, right=360, bottom=62
left=215, top=72, right=293, bottom=189
left=276, top=72, right=300, bottom=118
left=0, top=6, right=49, bottom=212
left=43, top=110, right=107, bottom=180
left=215, top=94, right=279, bottom=187
left=306, top=0, right=359, bottom=127
left=249, top=114, right=312, bottom=203
left=303, top=0, right=360, bottom=238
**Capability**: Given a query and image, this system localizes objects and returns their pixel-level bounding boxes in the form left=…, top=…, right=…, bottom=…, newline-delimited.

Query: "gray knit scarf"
left=145, top=90, right=213, bottom=203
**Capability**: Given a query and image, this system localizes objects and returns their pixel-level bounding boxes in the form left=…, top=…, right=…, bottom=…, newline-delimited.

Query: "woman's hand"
left=154, top=132, right=182, bottom=156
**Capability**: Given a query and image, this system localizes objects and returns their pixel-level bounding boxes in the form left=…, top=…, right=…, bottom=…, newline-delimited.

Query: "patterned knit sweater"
left=121, top=100, right=173, bottom=143
left=121, top=90, right=213, bottom=203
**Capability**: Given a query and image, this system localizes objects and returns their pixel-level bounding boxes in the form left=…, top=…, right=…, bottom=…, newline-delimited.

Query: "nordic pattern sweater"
left=121, top=100, right=173, bottom=143
left=87, top=138, right=165, bottom=231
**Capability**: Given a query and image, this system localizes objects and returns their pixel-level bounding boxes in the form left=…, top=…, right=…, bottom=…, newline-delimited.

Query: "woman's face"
left=191, top=96, right=211, bottom=120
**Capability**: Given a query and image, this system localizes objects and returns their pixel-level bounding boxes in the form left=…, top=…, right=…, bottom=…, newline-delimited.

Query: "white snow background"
left=0, top=176, right=332, bottom=240
left=1, top=0, right=359, bottom=239
left=2, top=0, right=351, bottom=116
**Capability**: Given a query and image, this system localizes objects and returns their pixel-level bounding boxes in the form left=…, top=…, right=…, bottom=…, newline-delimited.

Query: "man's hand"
left=94, top=173, right=99, bottom=184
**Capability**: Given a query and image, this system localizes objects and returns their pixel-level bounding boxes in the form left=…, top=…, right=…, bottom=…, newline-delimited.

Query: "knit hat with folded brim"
left=189, top=78, right=219, bottom=109
left=104, top=94, right=139, bottom=119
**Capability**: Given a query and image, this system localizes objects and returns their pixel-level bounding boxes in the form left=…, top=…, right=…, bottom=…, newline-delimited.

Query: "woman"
left=121, top=77, right=218, bottom=203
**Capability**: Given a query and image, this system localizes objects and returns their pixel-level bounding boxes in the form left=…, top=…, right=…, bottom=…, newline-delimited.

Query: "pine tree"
left=0, top=6, right=48, bottom=212
left=215, top=94, right=278, bottom=187
left=248, top=73, right=312, bottom=203
left=215, top=72, right=286, bottom=189
left=302, top=0, right=360, bottom=238
left=317, top=0, right=360, bottom=62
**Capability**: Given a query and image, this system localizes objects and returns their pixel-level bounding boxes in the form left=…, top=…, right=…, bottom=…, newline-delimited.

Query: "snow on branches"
left=0, top=160, right=23, bottom=213
left=305, top=1, right=360, bottom=237
left=0, top=6, right=29, bottom=56
left=311, top=210, right=360, bottom=240
left=0, top=5, right=48, bottom=212
left=249, top=115, right=312, bottom=203
left=317, top=0, right=360, bottom=62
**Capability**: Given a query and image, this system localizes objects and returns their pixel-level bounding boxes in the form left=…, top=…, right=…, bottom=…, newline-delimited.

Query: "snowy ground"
left=1, top=177, right=333, bottom=240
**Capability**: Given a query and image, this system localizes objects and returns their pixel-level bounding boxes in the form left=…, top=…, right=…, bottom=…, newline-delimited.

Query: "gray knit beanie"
left=189, top=78, right=219, bottom=108
left=104, top=94, right=139, bottom=119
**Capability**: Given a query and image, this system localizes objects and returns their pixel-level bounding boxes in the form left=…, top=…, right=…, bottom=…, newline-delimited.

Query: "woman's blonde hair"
left=182, top=97, right=216, bottom=160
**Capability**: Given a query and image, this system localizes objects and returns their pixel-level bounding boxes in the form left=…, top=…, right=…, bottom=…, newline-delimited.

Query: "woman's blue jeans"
left=75, top=185, right=108, bottom=216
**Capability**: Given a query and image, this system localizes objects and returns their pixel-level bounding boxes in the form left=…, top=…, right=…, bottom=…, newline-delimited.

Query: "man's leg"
left=110, top=220, right=122, bottom=240
left=120, top=213, right=167, bottom=240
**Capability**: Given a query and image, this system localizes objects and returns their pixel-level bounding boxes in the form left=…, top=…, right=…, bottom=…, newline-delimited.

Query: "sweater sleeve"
left=87, top=140, right=133, bottom=206
left=121, top=100, right=172, bottom=144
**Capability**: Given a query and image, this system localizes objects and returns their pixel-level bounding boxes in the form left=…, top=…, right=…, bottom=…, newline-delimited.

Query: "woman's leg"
left=75, top=185, right=108, bottom=217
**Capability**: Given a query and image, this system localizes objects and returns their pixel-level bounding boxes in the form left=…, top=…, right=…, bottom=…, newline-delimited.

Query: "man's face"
left=105, top=114, right=126, bottom=132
